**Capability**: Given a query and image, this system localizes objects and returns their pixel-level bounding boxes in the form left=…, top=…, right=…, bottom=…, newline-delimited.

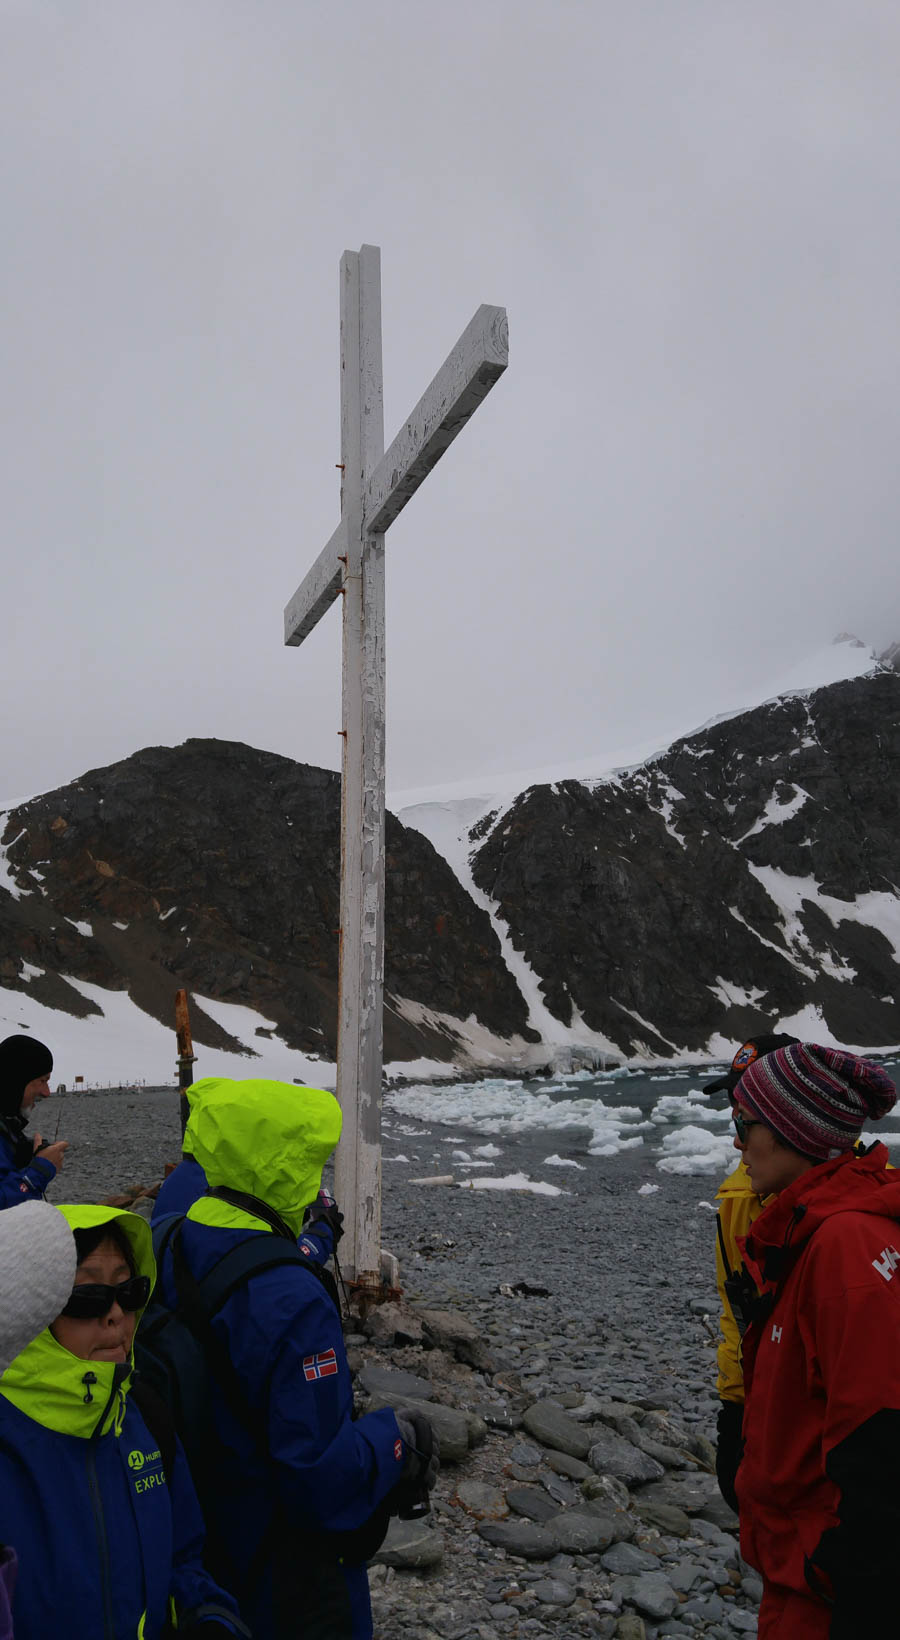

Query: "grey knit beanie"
left=0, top=1201, right=76, bottom=1375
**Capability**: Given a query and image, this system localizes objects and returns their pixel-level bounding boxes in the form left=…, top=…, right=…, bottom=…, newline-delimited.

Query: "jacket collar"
left=0, top=1329, right=130, bottom=1439
left=742, top=1142, right=898, bottom=1288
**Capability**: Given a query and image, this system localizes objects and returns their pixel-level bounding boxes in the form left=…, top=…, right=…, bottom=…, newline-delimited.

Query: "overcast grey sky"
left=2, top=1, right=899, bottom=804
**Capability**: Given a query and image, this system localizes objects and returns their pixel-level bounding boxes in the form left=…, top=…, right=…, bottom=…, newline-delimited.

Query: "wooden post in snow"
left=284, top=245, right=508, bottom=1286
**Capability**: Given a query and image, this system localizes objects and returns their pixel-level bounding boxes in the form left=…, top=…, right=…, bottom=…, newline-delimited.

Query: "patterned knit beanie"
left=737, top=1042, right=897, bottom=1160
left=0, top=1201, right=76, bottom=1375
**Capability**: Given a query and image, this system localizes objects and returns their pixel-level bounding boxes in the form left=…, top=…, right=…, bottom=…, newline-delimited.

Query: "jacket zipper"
left=83, top=1370, right=119, bottom=1640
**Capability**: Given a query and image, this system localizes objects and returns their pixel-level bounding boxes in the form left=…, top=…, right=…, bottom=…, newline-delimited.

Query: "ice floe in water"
left=648, top=1091, right=730, bottom=1126
left=387, top=1078, right=649, bottom=1157
left=543, top=1154, right=585, bottom=1169
left=656, top=1124, right=736, bottom=1175
left=385, top=1072, right=751, bottom=1175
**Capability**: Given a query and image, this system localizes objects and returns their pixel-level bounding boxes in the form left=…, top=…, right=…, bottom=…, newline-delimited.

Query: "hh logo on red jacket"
left=873, top=1245, right=900, bottom=1281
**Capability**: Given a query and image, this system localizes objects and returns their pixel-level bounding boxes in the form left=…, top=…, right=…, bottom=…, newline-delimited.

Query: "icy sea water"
left=385, top=1058, right=900, bottom=1191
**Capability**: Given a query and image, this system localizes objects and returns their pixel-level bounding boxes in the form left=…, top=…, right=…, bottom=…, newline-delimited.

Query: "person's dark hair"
left=72, top=1221, right=136, bottom=1276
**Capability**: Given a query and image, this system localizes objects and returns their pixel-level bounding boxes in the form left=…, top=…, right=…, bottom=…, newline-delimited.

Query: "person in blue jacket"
left=0, top=1202, right=249, bottom=1640
left=153, top=1091, right=343, bottom=1269
left=0, top=1035, right=67, bottom=1208
left=156, top=1077, right=437, bottom=1640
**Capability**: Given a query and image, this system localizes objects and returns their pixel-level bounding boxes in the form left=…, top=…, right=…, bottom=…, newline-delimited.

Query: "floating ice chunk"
left=590, top=1136, right=645, bottom=1156
left=451, top=1149, right=472, bottom=1162
left=543, top=1154, right=585, bottom=1169
left=385, top=1154, right=410, bottom=1163
left=473, top=1142, right=502, bottom=1158
left=637, top=1182, right=659, bottom=1195
left=656, top=1124, right=735, bottom=1176
left=650, top=1092, right=730, bottom=1126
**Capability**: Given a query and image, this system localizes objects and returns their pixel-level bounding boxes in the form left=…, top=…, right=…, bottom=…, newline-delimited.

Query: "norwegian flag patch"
left=303, top=1348, right=338, bottom=1382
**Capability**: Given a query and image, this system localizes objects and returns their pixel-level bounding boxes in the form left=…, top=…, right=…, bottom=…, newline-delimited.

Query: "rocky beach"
left=43, top=1072, right=791, bottom=1639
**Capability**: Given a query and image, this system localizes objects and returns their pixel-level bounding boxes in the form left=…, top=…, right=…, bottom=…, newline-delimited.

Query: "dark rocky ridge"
left=470, top=670, right=900, bottom=1057
left=0, top=740, right=534, bottom=1064
left=2, top=671, right=898, bottom=1070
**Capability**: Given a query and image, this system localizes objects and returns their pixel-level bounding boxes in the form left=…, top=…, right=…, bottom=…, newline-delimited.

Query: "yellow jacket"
left=714, top=1159, right=765, bottom=1404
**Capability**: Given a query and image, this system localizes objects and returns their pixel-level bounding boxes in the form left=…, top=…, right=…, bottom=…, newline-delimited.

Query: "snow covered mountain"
left=395, top=639, right=900, bottom=1063
left=1, top=639, right=897, bottom=1083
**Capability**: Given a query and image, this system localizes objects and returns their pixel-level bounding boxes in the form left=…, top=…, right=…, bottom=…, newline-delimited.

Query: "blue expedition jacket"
left=157, top=1215, right=405, bottom=1639
left=0, top=1205, right=245, bottom=1640
left=0, top=1121, right=55, bottom=1210
left=152, top=1159, right=336, bottom=1265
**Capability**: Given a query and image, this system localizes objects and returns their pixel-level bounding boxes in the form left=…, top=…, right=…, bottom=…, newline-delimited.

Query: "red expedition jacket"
left=737, top=1143, right=900, bottom=1638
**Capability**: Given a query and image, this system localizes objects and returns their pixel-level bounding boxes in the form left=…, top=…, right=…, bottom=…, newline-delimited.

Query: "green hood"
left=184, top=1077, right=342, bottom=1236
left=0, top=1204, right=154, bottom=1439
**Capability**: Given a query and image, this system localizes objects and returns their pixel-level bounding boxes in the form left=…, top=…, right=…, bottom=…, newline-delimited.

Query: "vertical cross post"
left=335, top=247, right=386, bottom=1290
left=284, top=246, right=507, bottom=1286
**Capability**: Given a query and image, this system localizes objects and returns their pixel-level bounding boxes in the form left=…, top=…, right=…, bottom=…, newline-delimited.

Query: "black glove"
left=715, top=1399, right=744, bottom=1514
left=180, top=1605, right=251, bottom=1637
left=303, top=1189, right=344, bottom=1247
left=390, top=1408, right=440, bottom=1518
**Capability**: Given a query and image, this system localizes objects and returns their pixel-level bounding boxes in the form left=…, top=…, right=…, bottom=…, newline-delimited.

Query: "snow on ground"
left=457, top=1172, right=566, bottom=1197
left=0, top=981, right=332, bottom=1089
left=750, top=864, right=900, bottom=974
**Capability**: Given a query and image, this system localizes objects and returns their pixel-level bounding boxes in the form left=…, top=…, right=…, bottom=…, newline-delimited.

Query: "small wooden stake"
left=175, top=988, right=196, bottom=1137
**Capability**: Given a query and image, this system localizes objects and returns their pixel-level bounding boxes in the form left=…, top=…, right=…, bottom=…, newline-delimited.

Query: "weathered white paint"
left=364, top=304, right=508, bottom=534
left=334, top=246, right=387, bottom=1285
left=283, top=521, right=346, bottom=648
left=283, top=245, right=508, bottom=1282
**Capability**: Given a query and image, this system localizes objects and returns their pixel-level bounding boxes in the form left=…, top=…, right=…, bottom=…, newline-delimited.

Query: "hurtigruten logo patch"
left=128, top=1446, right=165, bottom=1493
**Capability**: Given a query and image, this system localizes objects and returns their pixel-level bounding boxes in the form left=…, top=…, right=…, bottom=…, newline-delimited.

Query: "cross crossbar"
left=282, top=302, right=508, bottom=647
left=283, top=520, right=348, bottom=648
left=364, top=304, right=508, bottom=534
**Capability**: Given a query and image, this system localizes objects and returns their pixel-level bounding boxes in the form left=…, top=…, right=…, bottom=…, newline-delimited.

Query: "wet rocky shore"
left=54, top=1086, right=757, bottom=1638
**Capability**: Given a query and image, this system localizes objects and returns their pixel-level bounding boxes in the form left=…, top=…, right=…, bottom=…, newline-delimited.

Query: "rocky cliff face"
left=0, top=740, right=534, bottom=1065
left=2, top=673, right=898, bottom=1071
left=469, top=670, right=900, bottom=1057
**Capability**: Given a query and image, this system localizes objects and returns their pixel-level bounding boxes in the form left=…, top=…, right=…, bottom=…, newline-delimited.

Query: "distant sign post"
left=283, top=245, right=508, bottom=1285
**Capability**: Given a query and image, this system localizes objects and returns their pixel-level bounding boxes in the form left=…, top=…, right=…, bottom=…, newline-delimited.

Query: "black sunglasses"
left=62, top=1275, right=151, bottom=1320
left=732, top=1108, right=764, bottom=1144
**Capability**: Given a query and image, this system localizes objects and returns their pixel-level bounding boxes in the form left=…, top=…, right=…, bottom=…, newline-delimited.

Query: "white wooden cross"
left=283, top=245, right=508, bottom=1285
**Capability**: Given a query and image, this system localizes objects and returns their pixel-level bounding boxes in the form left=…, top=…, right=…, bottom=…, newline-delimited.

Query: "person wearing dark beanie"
left=0, top=1035, right=67, bottom=1210
left=732, top=1043, right=900, bottom=1638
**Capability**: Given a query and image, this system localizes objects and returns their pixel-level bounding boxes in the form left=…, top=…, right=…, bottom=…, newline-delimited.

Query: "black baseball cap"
left=704, top=1032, right=800, bottom=1098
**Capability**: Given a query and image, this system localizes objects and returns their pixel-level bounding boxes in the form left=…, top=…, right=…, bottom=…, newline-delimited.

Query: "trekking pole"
left=52, top=1093, right=64, bottom=1142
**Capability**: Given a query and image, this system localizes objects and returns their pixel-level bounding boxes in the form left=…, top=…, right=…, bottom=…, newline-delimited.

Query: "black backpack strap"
left=129, top=1377, right=178, bottom=1486
left=205, top=1185, right=296, bottom=1243
left=715, top=1210, right=734, bottom=1280
left=166, top=1222, right=308, bottom=1441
